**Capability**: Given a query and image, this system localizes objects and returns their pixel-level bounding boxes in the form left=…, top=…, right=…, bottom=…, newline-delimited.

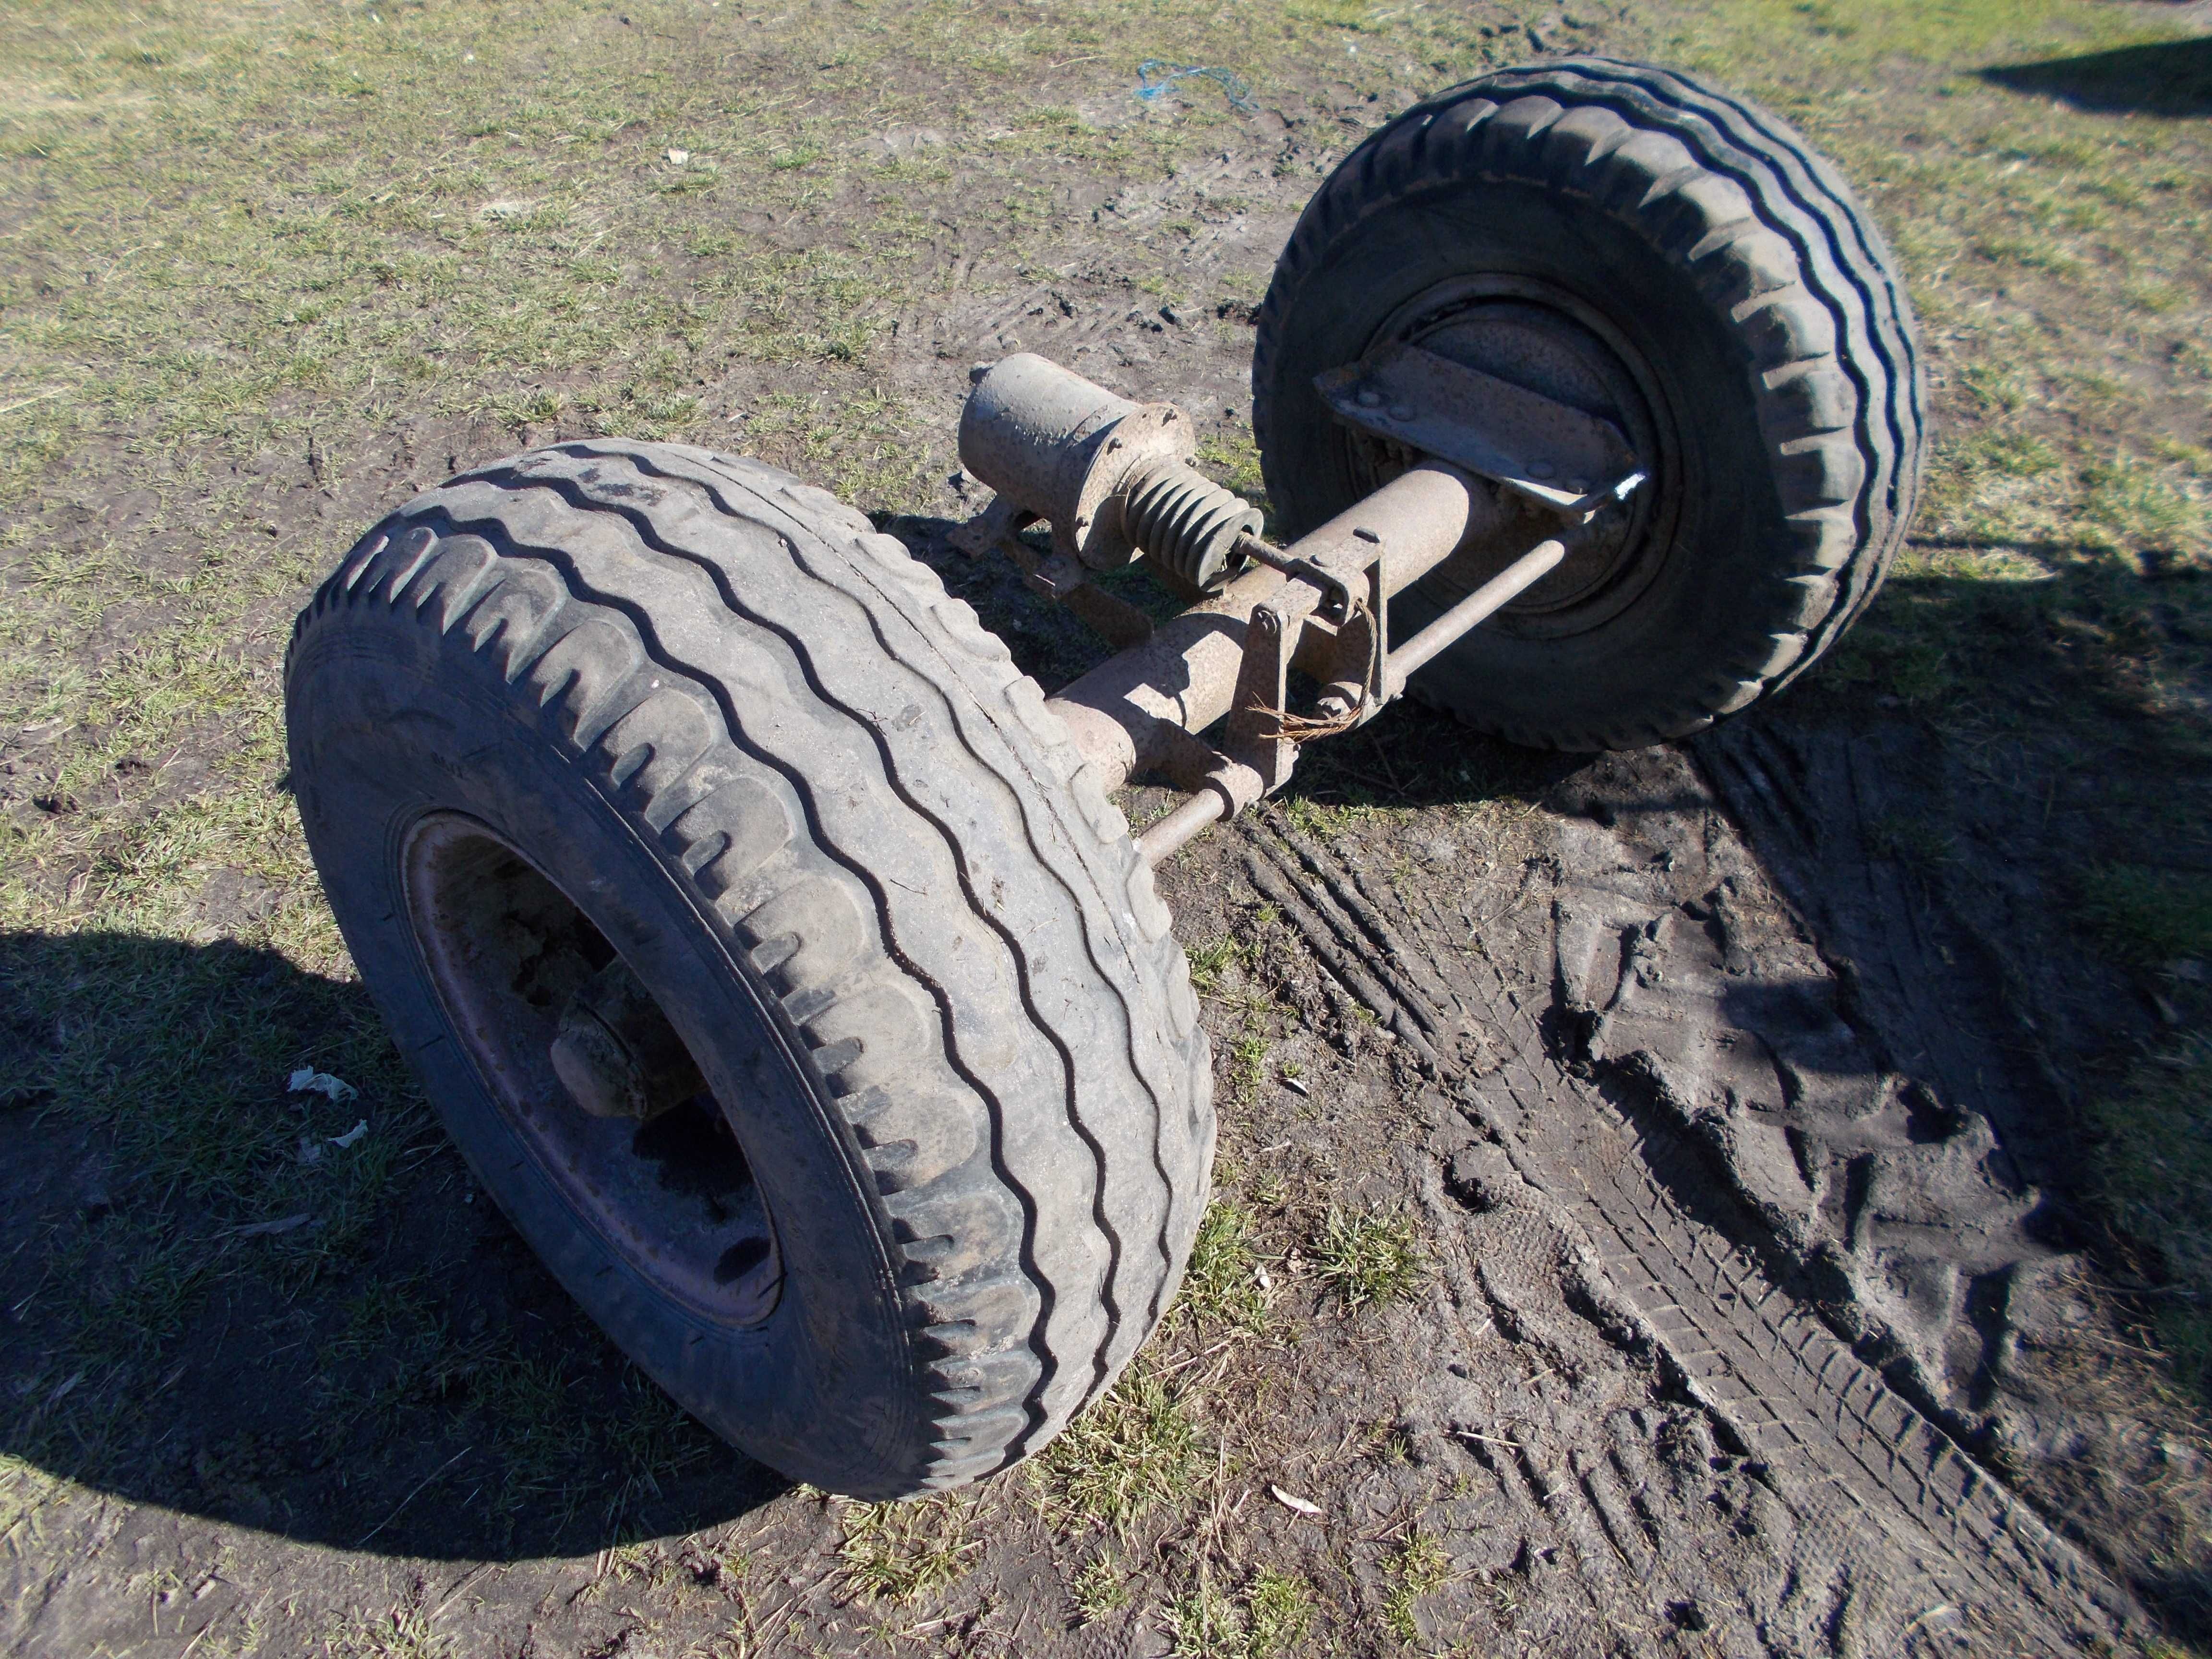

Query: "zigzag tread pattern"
left=288, top=440, right=1212, bottom=1487
left=1251, top=57, right=1924, bottom=749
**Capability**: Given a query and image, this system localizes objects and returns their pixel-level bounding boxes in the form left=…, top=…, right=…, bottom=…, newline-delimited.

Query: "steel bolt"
left=1387, top=402, right=1413, bottom=420
left=1356, top=385, right=1383, bottom=408
left=1527, top=460, right=1556, bottom=479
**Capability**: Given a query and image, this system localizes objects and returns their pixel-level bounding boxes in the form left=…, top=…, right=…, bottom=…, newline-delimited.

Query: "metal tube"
left=1046, top=462, right=1503, bottom=793
left=1385, top=538, right=1566, bottom=693
left=1135, top=789, right=1228, bottom=867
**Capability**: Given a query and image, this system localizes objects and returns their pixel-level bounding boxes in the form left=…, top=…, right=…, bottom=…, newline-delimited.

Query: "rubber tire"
left=1252, top=56, right=1925, bottom=749
left=284, top=440, right=1213, bottom=1498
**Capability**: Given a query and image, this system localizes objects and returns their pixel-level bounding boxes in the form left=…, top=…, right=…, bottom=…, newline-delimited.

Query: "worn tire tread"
left=289, top=440, right=1212, bottom=1490
left=1253, top=56, right=1924, bottom=748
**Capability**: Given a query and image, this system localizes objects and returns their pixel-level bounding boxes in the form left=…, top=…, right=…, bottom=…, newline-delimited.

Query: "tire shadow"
left=1980, top=36, right=2212, bottom=118
left=0, top=930, right=786, bottom=1562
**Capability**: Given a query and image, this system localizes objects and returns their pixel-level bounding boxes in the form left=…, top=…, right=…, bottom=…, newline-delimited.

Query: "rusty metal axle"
left=951, top=353, right=1625, bottom=863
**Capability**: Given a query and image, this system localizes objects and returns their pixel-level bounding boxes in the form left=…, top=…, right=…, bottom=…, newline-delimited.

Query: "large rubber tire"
left=1253, top=57, right=1924, bottom=749
left=284, top=441, right=1213, bottom=1497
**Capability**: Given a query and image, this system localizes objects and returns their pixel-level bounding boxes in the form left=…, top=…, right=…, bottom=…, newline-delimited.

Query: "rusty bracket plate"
left=1315, top=343, right=1646, bottom=518
left=1226, top=602, right=1299, bottom=794
left=950, top=492, right=1154, bottom=650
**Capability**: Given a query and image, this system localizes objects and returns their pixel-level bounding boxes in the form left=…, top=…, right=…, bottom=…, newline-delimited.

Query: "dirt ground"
left=4, top=0, right=2211, bottom=1655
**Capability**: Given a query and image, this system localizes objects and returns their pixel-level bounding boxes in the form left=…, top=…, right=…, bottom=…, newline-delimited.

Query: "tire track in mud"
left=1240, top=813, right=2140, bottom=1655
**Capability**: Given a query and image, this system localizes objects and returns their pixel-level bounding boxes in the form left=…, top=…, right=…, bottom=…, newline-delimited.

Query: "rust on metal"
left=1315, top=342, right=1646, bottom=517
left=952, top=351, right=1622, bottom=851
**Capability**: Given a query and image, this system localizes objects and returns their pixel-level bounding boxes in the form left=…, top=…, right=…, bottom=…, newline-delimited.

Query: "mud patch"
left=1233, top=778, right=2140, bottom=1652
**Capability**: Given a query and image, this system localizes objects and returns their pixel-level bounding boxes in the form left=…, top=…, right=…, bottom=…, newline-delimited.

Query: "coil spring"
left=1121, top=462, right=1263, bottom=591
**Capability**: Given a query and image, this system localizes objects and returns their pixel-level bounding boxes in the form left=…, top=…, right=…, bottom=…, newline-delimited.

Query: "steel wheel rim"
left=402, top=811, right=783, bottom=1328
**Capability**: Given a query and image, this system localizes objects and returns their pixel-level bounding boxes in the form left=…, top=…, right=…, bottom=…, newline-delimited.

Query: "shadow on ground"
left=0, top=931, right=785, bottom=1561
left=1981, top=35, right=2212, bottom=118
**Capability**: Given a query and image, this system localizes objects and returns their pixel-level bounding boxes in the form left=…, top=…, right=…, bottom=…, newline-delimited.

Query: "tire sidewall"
left=288, top=615, right=920, bottom=1495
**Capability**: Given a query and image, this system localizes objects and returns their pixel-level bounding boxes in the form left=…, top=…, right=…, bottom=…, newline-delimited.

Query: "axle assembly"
left=953, top=351, right=1609, bottom=862
left=285, top=56, right=1924, bottom=1498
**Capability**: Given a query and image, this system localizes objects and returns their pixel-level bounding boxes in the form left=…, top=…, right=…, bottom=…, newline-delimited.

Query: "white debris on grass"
left=329, top=1120, right=369, bottom=1150
left=288, top=1067, right=359, bottom=1104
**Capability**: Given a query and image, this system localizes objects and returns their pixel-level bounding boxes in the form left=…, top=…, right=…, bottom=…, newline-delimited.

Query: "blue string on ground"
left=1134, top=60, right=1258, bottom=113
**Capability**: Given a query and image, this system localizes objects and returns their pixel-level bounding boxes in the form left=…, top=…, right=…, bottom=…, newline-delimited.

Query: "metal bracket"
left=1226, top=602, right=1299, bottom=794
left=1233, top=534, right=1357, bottom=625
left=1339, top=538, right=1389, bottom=729
left=1316, top=343, right=1646, bottom=519
left=948, top=493, right=1030, bottom=560
left=950, top=493, right=1154, bottom=651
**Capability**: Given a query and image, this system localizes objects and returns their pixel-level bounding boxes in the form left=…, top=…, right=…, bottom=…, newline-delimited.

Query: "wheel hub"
left=403, top=813, right=781, bottom=1326
left=1351, top=275, right=1680, bottom=636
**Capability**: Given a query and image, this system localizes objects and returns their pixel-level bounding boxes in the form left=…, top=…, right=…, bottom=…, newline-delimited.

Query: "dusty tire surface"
left=284, top=440, right=1213, bottom=1498
left=1252, top=56, right=1925, bottom=749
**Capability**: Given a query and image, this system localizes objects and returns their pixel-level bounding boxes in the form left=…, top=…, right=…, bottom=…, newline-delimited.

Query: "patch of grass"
left=322, top=1582, right=452, bottom=1659
left=2078, top=866, right=2212, bottom=969
left=837, top=1493, right=978, bottom=1604
left=1864, top=813, right=1958, bottom=868
left=1246, top=1566, right=1318, bottom=1657
left=2080, top=455, right=2211, bottom=562
left=1169, top=1579, right=1249, bottom=1656
left=2085, top=1040, right=2212, bottom=1392
left=1070, top=1553, right=1130, bottom=1623
left=1184, top=933, right=1251, bottom=999
left=1380, top=1528, right=1451, bottom=1645
left=1279, top=793, right=1376, bottom=842
left=1037, top=1356, right=1208, bottom=1532
left=1312, top=1207, right=1427, bottom=1311
left=1166, top=1566, right=1320, bottom=1659
left=1178, top=1199, right=1271, bottom=1336
left=1229, top=1030, right=1273, bottom=1099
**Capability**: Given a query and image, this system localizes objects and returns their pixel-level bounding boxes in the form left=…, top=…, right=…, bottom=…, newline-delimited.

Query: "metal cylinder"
left=958, top=353, right=1139, bottom=532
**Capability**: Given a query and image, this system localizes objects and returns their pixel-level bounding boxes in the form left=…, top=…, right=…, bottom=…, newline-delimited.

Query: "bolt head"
left=1526, top=460, right=1556, bottom=479
left=1387, top=402, right=1413, bottom=421
left=1356, top=386, right=1383, bottom=408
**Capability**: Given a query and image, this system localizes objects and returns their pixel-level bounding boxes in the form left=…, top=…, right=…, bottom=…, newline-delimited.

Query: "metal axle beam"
left=950, top=352, right=1621, bottom=864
